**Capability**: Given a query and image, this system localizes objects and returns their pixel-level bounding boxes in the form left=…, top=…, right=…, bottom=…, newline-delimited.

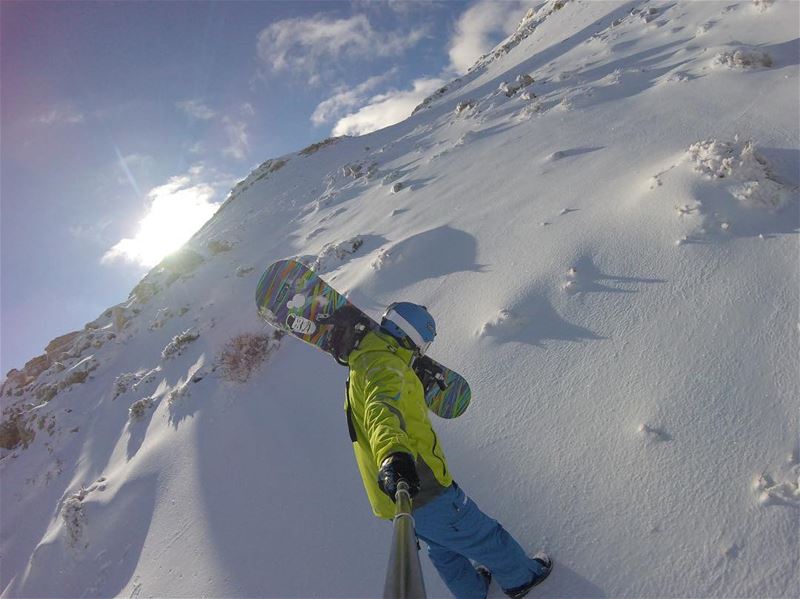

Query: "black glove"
left=378, top=452, right=420, bottom=500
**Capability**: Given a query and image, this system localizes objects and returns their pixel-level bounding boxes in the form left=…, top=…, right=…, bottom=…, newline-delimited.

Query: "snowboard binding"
left=324, top=305, right=372, bottom=366
left=413, top=355, right=448, bottom=394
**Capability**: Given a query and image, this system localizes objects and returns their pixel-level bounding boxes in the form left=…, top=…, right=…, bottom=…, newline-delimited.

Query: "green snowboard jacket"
left=346, top=330, right=453, bottom=519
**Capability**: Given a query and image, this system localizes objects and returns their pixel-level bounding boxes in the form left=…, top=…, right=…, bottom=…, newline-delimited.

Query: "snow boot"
left=502, top=553, right=552, bottom=599
left=476, top=565, right=492, bottom=593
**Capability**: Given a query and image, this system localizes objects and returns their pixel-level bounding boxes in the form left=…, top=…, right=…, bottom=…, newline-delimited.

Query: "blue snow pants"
left=412, top=483, right=545, bottom=599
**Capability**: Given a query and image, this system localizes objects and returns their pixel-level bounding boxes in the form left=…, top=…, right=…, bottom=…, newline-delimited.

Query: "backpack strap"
left=345, top=376, right=357, bottom=443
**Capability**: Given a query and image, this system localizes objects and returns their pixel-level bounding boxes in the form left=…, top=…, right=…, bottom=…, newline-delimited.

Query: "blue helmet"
left=380, top=302, right=436, bottom=355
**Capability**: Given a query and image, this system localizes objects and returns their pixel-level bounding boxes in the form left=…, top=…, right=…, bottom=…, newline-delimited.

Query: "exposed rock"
left=112, top=306, right=128, bottom=333
left=23, top=355, right=50, bottom=381
left=455, top=100, right=476, bottom=114
left=149, top=307, right=174, bottom=331
left=500, top=81, right=522, bottom=97
left=0, top=414, right=34, bottom=450
left=129, top=397, right=154, bottom=421
left=130, top=279, right=160, bottom=304
left=35, top=384, right=58, bottom=403
left=412, top=84, right=451, bottom=115
left=341, top=161, right=377, bottom=180
left=228, top=158, right=291, bottom=199
left=45, top=332, right=81, bottom=357
left=64, top=370, right=89, bottom=386
left=516, top=73, right=535, bottom=87
left=207, top=239, right=234, bottom=254
left=299, top=137, right=342, bottom=157
left=477, top=1, right=572, bottom=69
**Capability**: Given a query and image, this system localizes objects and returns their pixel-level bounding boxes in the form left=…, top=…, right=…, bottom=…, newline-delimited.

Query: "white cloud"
left=331, top=77, right=445, bottom=137
left=354, top=0, right=447, bottom=15
left=256, top=14, right=425, bottom=83
left=311, top=69, right=398, bottom=126
left=102, top=170, right=221, bottom=267
left=175, top=101, right=253, bottom=161
left=176, top=99, right=216, bottom=120
left=448, top=0, right=537, bottom=73
left=311, top=2, right=537, bottom=135
left=35, top=106, right=85, bottom=126
left=222, top=117, right=249, bottom=160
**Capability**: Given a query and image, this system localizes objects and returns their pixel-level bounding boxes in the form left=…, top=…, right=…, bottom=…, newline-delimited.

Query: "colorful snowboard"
left=255, top=259, right=470, bottom=418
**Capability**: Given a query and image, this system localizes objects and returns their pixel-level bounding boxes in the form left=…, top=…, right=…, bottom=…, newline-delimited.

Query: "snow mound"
left=753, top=463, right=800, bottom=507
left=651, top=137, right=796, bottom=242
left=300, top=235, right=365, bottom=273
left=477, top=309, right=529, bottom=338
left=687, top=138, right=792, bottom=209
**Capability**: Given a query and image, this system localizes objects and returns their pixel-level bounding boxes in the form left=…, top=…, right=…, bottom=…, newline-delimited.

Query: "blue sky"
left=1, top=0, right=536, bottom=374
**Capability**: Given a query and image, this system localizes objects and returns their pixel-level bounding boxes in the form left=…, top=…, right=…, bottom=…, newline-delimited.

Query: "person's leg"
left=416, top=533, right=489, bottom=599
left=414, top=484, right=546, bottom=593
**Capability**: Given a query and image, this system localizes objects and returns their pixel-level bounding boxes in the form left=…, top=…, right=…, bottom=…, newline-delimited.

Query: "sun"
left=103, top=176, right=220, bottom=268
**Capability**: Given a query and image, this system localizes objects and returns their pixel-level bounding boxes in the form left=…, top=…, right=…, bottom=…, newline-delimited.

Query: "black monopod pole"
left=382, top=480, right=427, bottom=599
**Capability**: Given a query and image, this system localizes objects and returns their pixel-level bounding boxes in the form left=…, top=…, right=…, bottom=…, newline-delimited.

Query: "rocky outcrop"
left=2, top=330, right=83, bottom=395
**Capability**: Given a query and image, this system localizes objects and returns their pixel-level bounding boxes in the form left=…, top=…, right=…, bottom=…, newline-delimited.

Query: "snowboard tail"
left=256, top=259, right=349, bottom=353
left=255, top=259, right=471, bottom=418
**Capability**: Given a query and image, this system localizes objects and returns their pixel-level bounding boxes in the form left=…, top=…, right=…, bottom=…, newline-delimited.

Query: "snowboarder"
left=345, top=301, right=552, bottom=599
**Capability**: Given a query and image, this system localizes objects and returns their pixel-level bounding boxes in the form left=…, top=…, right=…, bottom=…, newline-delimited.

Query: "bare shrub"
left=714, top=48, right=773, bottom=69
left=217, top=331, right=283, bottom=383
left=162, top=327, right=200, bottom=359
left=61, top=488, right=87, bottom=547
left=129, top=397, right=154, bottom=421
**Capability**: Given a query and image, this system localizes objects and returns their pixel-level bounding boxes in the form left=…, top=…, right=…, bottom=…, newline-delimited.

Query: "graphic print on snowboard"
left=255, top=259, right=471, bottom=418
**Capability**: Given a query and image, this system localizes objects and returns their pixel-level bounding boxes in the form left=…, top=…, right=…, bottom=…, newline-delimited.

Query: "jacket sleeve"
left=360, top=355, right=415, bottom=466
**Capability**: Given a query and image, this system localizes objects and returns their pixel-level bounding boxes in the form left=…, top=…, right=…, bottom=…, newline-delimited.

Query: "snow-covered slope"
left=2, top=1, right=798, bottom=597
